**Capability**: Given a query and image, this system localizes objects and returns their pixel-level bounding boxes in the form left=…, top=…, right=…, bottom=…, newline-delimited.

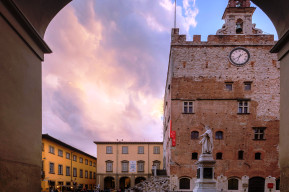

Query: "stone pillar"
left=170, top=175, right=178, bottom=191
left=0, top=1, right=70, bottom=191
left=193, top=154, right=217, bottom=192
left=265, top=176, right=276, bottom=192
left=131, top=175, right=135, bottom=188
left=216, top=175, right=227, bottom=192
left=241, top=175, right=249, bottom=192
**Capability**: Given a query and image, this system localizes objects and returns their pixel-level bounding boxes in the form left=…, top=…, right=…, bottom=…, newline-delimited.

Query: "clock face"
left=229, top=48, right=250, bottom=66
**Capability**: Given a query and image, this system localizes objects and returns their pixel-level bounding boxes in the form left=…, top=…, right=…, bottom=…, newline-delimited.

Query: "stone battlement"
left=171, top=28, right=275, bottom=46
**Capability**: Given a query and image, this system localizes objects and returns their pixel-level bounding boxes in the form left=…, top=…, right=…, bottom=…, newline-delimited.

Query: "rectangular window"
left=238, top=100, right=249, bottom=114
left=49, top=162, right=55, bottom=174
left=244, top=82, right=252, bottom=91
left=93, top=172, right=96, bottom=179
left=137, top=161, right=144, bottom=172
left=122, top=161, right=128, bottom=172
left=225, top=82, right=233, bottom=91
left=138, top=146, right=144, bottom=154
left=58, top=164, right=63, bottom=175
left=183, top=101, right=193, bottom=113
left=49, top=146, right=55, bottom=154
left=89, top=161, right=92, bottom=166
left=66, top=152, right=70, bottom=159
left=253, top=127, right=266, bottom=140
left=122, top=146, right=128, bottom=154
left=80, top=169, right=83, bottom=178
left=73, top=168, right=77, bottom=177
left=66, top=166, right=70, bottom=176
left=85, top=159, right=88, bottom=165
left=255, top=153, right=261, bottom=160
left=106, top=161, right=113, bottom=172
left=106, top=146, right=113, bottom=154
left=93, top=162, right=96, bottom=167
left=153, top=146, right=160, bottom=154
left=85, top=170, right=88, bottom=178
left=79, top=157, right=83, bottom=163
left=238, top=151, right=244, bottom=160
left=73, top=155, right=77, bottom=162
left=89, top=171, right=92, bottom=179
left=192, top=152, right=198, bottom=160
left=58, top=149, right=63, bottom=157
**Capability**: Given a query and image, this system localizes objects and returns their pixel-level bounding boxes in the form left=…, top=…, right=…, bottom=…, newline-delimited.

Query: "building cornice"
left=94, top=141, right=163, bottom=145
left=42, top=134, right=96, bottom=160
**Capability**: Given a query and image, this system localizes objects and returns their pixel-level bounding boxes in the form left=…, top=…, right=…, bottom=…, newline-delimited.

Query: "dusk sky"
left=42, top=0, right=277, bottom=157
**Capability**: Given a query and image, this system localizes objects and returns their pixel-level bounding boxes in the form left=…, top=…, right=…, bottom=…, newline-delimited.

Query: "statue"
left=199, top=125, right=213, bottom=154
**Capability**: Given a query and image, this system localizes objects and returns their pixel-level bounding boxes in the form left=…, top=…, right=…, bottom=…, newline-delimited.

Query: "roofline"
left=94, top=141, right=163, bottom=145
left=42, top=134, right=96, bottom=160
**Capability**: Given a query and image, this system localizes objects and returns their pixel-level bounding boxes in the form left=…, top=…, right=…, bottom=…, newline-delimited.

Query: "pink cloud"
left=42, top=0, right=199, bottom=156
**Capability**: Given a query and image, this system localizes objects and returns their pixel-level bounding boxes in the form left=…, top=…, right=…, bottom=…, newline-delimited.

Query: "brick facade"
left=163, top=1, right=280, bottom=191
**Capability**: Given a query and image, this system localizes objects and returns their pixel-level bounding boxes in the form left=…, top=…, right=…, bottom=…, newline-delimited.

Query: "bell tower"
left=217, top=0, right=262, bottom=35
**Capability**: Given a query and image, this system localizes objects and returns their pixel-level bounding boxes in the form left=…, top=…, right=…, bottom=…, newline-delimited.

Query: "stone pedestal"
left=193, top=154, right=217, bottom=192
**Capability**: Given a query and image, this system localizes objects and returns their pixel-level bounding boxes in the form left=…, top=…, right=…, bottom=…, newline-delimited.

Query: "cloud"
left=43, top=0, right=199, bottom=156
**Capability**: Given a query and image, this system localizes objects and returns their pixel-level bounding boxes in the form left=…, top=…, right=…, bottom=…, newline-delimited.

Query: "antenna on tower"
left=174, top=0, right=177, bottom=28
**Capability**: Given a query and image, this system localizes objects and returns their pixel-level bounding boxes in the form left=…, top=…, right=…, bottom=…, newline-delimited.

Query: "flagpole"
left=174, top=0, right=176, bottom=28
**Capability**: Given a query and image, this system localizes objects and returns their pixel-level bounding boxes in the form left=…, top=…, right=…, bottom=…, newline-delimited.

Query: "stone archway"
left=104, top=176, right=115, bottom=190
left=119, top=177, right=131, bottom=190
left=1, top=0, right=289, bottom=191
left=248, top=177, right=265, bottom=192
left=135, top=176, right=146, bottom=185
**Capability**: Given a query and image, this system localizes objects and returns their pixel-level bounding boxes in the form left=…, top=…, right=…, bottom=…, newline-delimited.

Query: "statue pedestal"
left=193, top=154, right=217, bottom=192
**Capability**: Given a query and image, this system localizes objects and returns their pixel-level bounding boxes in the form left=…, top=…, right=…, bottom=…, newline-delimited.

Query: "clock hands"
left=236, top=53, right=243, bottom=61
left=230, top=48, right=250, bottom=65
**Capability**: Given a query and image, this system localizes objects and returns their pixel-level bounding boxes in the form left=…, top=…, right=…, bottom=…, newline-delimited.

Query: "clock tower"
left=217, top=0, right=262, bottom=35
left=163, top=0, right=280, bottom=191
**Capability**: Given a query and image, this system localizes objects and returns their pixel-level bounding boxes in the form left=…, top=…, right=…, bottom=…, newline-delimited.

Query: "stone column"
left=241, top=175, right=249, bottom=192
left=170, top=175, right=178, bottom=191
left=193, top=154, right=217, bottom=192
left=265, top=176, right=276, bottom=192
left=216, top=175, right=227, bottom=192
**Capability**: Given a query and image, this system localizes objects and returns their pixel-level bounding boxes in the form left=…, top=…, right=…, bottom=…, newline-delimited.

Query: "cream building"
left=94, top=141, right=163, bottom=191
left=42, top=134, right=97, bottom=192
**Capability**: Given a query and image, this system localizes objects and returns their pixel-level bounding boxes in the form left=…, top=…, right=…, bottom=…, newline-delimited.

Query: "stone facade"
left=163, top=1, right=280, bottom=191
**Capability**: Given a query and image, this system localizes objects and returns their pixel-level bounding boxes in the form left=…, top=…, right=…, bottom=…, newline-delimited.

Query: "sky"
left=42, top=0, right=277, bottom=157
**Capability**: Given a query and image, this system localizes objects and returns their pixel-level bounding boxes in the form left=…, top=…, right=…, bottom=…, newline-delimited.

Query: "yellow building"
left=94, top=141, right=163, bottom=191
left=42, top=134, right=97, bottom=192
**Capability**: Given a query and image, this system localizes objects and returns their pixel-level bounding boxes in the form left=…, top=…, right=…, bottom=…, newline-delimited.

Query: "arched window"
left=255, top=152, right=261, bottom=160
left=236, top=0, right=242, bottom=7
left=191, top=131, right=199, bottom=139
left=216, top=152, right=223, bottom=160
left=236, top=19, right=243, bottom=34
left=215, top=131, right=223, bottom=140
left=192, top=152, right=198, bottom=160
left=179, top=177, right=190, bottom=189
left=238, top=150, right=244, bottom=160
left=228, top=178, right=239, bottom=190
